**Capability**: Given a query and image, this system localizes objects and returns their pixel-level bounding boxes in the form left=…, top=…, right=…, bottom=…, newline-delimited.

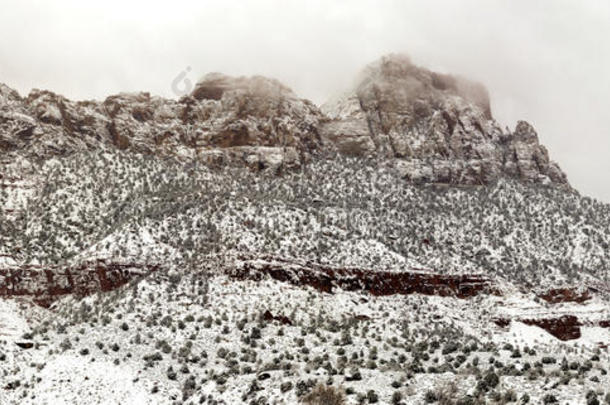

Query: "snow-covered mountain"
left=321, top=54, right=568, bottom=186
left=1, top=55, right=609, bottom=404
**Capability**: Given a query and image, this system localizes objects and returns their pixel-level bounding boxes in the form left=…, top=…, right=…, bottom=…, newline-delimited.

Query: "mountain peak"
left=359, top=53, right=492, bottom=119
left=191, top=73, right=295, bottom=102
left=321, top=54, right=568, bottom=186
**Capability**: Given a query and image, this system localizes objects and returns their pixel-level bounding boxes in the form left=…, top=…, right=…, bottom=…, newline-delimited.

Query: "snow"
left=0, top=298, right=31, bottom=340
left=32, top=355, right=157, bottom=405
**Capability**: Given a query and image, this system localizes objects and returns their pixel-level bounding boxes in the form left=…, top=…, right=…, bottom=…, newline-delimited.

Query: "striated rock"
left=537, top=287, right=591, bottom=304
left=521, top=315, right=582, bottom=341
left=1, top=54, right=568, bottom=185
left=0, top=74, right=323, bottom=170
left=228, top=254, right=498, bottom=298
left=321, top=54, right=568, bottom=186
left=0, top=260, right=158, bottom=307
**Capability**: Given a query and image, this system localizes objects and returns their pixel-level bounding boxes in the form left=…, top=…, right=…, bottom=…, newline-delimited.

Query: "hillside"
left=1, top=55, right=609, bottom=404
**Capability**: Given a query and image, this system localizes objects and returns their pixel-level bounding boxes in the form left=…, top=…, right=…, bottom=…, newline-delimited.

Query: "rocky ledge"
left=0, top=260, right=158, bottom=307
left=228, top=254, right=498, bottom=298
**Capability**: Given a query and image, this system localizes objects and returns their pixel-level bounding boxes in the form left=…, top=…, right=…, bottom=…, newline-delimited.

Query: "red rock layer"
left=0, top=260, right=158, bottom=307
left=229, top=255, right=497, bottom=298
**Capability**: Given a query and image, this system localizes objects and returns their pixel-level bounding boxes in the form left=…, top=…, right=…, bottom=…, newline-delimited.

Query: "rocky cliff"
left=1, top=54, right=567, bottom=186
left=0, top=260, right=157, bottom=307
left=0, top=74, right=323, bottom=171
left=321, top=54, right=568, bottom=185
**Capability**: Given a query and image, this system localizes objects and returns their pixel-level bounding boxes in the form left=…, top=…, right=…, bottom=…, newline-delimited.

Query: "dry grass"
left=301, top=384, right=346, bottom=405
left=437, top=380, right=459, bottom=405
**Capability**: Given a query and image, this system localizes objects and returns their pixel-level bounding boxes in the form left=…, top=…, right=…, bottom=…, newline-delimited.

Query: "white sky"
left=1, top=0, right=608, bottom=201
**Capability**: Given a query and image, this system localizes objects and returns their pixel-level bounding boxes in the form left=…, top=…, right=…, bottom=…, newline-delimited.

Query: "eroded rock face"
left=0, top=260, right=157, bottom=307
left=228, top=254, right=497, bottom=298
left=537, top=288, right=591, bottom=304
left=0, top=74, right=323, bottom=171
left=1, top=54, right=568, bottom=184
left=321, top=54, right=568, bottom=186
left=521, top=316, right=582, bottom=341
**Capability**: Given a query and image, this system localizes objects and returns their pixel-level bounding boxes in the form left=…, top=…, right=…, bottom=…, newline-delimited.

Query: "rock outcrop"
left=0, top=54, right=567, bottom=185
left=228, top=255, right=498, bottom=298
left=0, top=260, right=157, bottom=307
left=0, top=74, right=323, bottom=171
left=321, top=54, right=568, bottom=186
left=537, top=287, right=591, bottom=304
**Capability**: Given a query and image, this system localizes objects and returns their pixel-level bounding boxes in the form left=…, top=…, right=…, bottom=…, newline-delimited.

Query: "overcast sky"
left=1, top=0, right=608, bottom=201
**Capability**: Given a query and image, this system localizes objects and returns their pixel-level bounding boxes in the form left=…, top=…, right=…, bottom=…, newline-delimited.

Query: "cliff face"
left=321, top=54, right=568, bottom=186
left=1, top=54, right=567, bottom=186
left=0, top=260, right=157, bottom=307
left=0, top=74, right=323, bottom=171
left=229, top=254, right=498, bottom=298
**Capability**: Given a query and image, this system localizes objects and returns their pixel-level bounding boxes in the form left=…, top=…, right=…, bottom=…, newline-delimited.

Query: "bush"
left=442, top=342, right=459, bottom=355
left=543, top=393, right=558, bottom=404
left=300, top=384, right=346, bottom=405
left=587, top=391, right=600, bottom=405
left=167, top=366, right=177, bottom=381
left=541, top=356, right=556, bottom=365
left=477, top=371, right=499, bottom=392
left=60, top=338, right=72, bottom=352
left=366, top=390, right=379, bottom=403
left=424, top=390, right=438, bottom=403
left=503, top=389, right=517, bottom=402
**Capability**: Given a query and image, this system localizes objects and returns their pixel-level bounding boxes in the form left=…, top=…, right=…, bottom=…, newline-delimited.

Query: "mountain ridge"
left=1, top=54, right=568, bottom=187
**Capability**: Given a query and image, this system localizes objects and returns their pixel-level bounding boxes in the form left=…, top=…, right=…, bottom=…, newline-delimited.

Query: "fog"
left=1, top=0, right=608, bottom=201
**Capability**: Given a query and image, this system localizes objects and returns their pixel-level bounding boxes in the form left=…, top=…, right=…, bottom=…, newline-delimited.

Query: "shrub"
left=424, top=390, right=438, bottom=403
left=503, top=389, right=517, bottom=402
left=366, top=390, right=379, bottom=403
left=280, top=381, right=293, bottom=393
left=300, top=384, right=346, bottom=405
left=543, top=393, right=558, bottom=404
left=435, top=380, right=459, bottom=405
left=477, top=371, right=499, bottom=392
left=587, top=390, right=600, bottom=405
left=60, top=338, right=72, bottom=352
left=167, top=366, right=177, bottom=380
left=251, top=327, right=262, bottom=340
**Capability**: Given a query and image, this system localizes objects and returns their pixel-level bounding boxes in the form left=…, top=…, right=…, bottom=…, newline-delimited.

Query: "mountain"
left=1, top=73, right=322, bottom=171
left=1, top=54, right=567, bottom=185
left=321, top=54, right=567, bottom=186
left=1, top=55, right=609, bottom=405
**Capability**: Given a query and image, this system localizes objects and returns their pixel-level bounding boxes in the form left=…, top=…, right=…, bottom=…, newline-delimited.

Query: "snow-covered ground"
left=1, top=272, right=608, bottom=405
